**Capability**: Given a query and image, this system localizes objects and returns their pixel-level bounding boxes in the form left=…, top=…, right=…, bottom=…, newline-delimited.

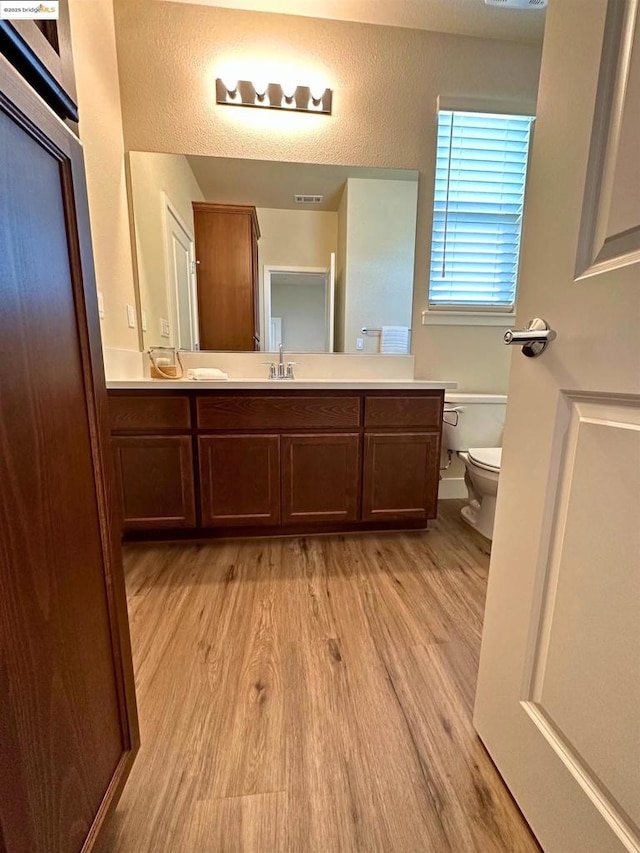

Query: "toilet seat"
left=467, top=447, right=502, bottom=473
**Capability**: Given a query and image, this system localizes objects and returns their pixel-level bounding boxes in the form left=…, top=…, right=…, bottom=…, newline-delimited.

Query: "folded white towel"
left=186, top=368, right=229, bottom=381
left=380, top=325, right=410, bottom=354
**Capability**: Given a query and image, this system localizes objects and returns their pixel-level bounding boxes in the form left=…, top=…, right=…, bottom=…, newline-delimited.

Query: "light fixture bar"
left=215, top=79, right=332, bottom=115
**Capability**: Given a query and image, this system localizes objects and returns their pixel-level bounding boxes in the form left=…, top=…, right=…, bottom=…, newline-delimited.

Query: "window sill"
left=421, top=310, right=515, bottom=327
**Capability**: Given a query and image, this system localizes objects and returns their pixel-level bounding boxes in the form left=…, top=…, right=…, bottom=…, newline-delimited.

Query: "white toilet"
left=442, top=394, right=507, bottom=540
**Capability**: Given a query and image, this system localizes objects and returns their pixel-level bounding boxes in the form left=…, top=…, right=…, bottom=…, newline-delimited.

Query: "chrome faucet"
left=263, top=344, right=298, bottom=379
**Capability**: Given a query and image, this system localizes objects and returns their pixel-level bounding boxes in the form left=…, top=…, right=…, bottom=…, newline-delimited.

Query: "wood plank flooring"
left=98, top=501, right=540, bottom=852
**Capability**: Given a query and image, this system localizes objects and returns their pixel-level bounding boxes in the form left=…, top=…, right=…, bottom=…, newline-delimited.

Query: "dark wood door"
left=281, top=433, right=360, bottom=524
left=193, top=203, right=259, bottom=351
left=199, top=435, right=280, bottom=527
left=113, top=436, right=196, bottom=530
left=0, top=52, right=137, bottom=853
left=363, top=433, right=439, bottom=521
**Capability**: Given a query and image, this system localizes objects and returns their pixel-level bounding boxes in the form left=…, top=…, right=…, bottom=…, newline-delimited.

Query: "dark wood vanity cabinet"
left=109, top=395, right=196, bottom=530
left=108, top=390, right=443, bottom=538
left=361, top=395, right=442, bottom=522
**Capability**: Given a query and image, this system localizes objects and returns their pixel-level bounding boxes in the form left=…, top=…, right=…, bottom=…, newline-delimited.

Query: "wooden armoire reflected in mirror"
left=193, top=202, right=261, bottom=351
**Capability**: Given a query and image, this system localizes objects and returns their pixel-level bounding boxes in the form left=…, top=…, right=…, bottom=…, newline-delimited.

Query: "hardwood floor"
left=98, top=501, right=540, bottom=852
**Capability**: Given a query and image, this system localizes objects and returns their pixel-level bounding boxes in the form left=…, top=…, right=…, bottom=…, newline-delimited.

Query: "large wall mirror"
left=127, top=152, right=418, bottom=354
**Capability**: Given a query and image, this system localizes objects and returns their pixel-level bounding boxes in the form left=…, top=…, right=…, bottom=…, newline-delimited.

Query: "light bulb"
left=310, top=84, right=327, bottom=100
left=281, top=81, right=297, bottom=108
left=221, top=76, right=239, bottom=103
left=308, top=84, right=327, bottom=110
left=252, top=78, right=269, bottom=105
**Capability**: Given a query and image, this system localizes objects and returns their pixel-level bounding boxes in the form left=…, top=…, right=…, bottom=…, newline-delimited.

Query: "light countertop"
left=107, top=379, right=457, bottom=391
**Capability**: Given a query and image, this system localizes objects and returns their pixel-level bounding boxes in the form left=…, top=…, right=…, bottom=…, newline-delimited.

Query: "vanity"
left=107, top=380, right=453, bottom=540
left=113, top=150, right=451, bottom=541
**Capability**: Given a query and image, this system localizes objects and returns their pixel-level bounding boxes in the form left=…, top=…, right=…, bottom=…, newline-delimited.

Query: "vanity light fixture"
left=215, top=78, right=332, bottom=115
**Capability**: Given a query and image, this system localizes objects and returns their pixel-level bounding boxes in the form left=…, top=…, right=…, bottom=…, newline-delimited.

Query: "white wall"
left=271, top=279, right=327, bottom=352
left=335, top=184, right=348, bottom=352
left=113, top=0, right=542, bottom=390
left=68, top=0, right=139, bottom=350
left=339, top=178, right=417, bottom=354
left=128, top=152, right=205, bottom=347
left=256, top=207, right=337, bottom=344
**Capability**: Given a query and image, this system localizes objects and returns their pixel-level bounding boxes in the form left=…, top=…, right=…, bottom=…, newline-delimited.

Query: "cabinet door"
left=363, top=433, right=439, bottom=521
left=193, top=204, right=258, bottom=351
left=199, top=435, right=280, bottom=527
left=281, top=433, right=360, bottom=524
left=112, top=436, right=196, bottom=529
left=0, top=57, right=137, bottom=853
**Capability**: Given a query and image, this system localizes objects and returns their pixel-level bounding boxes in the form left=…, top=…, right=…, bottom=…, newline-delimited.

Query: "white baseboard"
left=438, top=477, right=467, bottom=500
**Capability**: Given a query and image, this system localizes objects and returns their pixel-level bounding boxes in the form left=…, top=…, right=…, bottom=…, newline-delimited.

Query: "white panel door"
left=165, top=202, right=198, bottom=350
left=474, top=2, right=640, bottom=852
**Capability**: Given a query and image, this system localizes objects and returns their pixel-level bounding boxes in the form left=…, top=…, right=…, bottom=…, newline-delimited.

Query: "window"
left=428, top=110, right=534, bottom=314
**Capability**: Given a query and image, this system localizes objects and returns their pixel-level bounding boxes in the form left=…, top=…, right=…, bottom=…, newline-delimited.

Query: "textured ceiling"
left=160, top=0, right=546, bottom=44
left=186, top=155, right=417, bottom=211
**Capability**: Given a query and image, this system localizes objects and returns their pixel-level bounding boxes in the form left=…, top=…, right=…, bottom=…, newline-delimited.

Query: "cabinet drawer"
left=197, top=395, right=360, bottom=431
left=109, top=394, right=191, bottom=432
left=364, top=395, right=442, bottom=429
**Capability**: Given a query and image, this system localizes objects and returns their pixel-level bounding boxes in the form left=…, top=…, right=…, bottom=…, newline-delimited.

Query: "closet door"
left=0, top=52, right=138, bottom=853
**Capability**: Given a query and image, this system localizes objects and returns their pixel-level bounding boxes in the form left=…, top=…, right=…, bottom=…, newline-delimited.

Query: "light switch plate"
left=356, top=337, right=364, bottom=351
left=160, top=318, right=170, bottom=338
left=97, top=290, right=105, bottom=319
left=141, top=310, right=147, bottom=332
left=126, top=304, right=136, bottom=328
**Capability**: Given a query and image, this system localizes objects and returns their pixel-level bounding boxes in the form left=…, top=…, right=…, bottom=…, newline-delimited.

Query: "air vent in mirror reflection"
left=294, top=194, right=323, bottom=204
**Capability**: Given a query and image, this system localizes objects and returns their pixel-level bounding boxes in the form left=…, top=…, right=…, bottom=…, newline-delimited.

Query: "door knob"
left=504, top=318, right=556, bottom=358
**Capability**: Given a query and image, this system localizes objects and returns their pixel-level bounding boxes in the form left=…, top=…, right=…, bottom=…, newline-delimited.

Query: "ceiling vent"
left=294, top=194, right=324, bottom=204
left=485, top=0, right=547, bottom=7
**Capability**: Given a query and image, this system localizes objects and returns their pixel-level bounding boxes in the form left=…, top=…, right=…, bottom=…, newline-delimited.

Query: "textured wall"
left=69, top=0, right=140, bottom=350
left=113, top=0, right=542, bottom=388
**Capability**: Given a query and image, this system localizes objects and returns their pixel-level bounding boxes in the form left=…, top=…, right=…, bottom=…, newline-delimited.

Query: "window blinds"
left=429, top=110, right=534, bottom=310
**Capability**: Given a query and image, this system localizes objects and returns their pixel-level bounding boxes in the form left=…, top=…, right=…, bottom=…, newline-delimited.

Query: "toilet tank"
left=443, top=393, right=507, bottom=451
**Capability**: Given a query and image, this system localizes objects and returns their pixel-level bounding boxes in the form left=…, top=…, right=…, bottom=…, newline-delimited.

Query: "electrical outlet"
left=356, top=337, right=364, bottom=351
left=97, top=290, right=105, bottom=319
left=126, top=304, right=136, bottom=328
left=160, top=318, right=170, bottom=338
left=141, top=310, right=147, bottom=332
